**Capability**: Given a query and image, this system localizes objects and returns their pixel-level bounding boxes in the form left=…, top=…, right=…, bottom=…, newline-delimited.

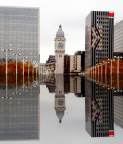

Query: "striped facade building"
left=85, top=11, right=114, bottom=70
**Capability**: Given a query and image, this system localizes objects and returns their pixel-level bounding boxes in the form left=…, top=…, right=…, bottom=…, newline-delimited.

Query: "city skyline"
left=0, top=0, right=122, bottom=63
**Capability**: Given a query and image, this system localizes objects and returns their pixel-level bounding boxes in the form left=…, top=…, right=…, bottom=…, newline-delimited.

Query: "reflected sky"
left=0, top=74, right=123, bottom=143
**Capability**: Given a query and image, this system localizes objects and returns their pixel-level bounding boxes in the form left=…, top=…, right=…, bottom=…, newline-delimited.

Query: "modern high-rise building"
left=0, top=7, right=40, bottom=63
left=114, top=20, right=123, bottom=52
left=85, top=11, right=114, bottom=71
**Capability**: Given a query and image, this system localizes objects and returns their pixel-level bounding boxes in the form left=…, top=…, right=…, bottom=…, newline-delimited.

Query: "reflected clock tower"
left=54, top=75, right=66, bottom=123
left=54, top=25, right=66, bottom=74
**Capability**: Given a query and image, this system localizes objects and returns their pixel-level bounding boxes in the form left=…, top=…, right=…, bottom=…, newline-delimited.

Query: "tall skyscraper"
left=0, top=7, right=40, bottom=63
left=54, top=25, right=66, bottom=74
left=85, top=11, right=114, bottom=71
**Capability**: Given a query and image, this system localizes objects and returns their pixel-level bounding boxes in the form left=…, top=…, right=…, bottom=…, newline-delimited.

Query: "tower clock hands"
left=58, top=42, right=63, bottom=48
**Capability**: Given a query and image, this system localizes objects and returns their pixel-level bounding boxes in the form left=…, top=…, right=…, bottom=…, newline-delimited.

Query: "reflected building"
left=46, top=75, right=55, bottom=93
left=64, top=76, right=70, bottom=94
left=85, top=77, right=114, bottom=137
left=39, top=75, right=46, bottom=85
left=70, top=76, right=85, bottom=97
left=44, top=75, right=85, bottom=97
left=0, top=76, right=40, bottom=140
left=80, top=76, right=85, bottom=97
left=40, top=63, right=46, bottom=75
left=0, top=7, right=40, bottom=63
left=54, top=75, right=66, bottom=123
left=114, top=95, right=123, bottom=129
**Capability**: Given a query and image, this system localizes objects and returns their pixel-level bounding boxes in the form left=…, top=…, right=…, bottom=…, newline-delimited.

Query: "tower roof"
left=56, top=25, right=64, bottom=38
left=56, top=111, right=64, bottom=123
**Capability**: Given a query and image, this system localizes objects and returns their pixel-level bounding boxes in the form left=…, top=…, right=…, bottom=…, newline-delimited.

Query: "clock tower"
left=54, top=25, right=66, bottom=74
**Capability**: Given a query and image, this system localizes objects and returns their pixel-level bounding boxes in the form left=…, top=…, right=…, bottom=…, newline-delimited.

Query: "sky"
left=0, top=0, right=122, bottom=62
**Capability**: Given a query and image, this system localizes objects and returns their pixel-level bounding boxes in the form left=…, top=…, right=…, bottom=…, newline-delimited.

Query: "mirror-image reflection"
left=85, top=78, right=114, bottom=137
left=0, top=75, right=40, bottom=140
left=0, top=74, right=123, bottom=140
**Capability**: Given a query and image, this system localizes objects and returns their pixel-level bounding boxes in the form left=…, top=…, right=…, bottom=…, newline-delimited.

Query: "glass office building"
left=0, top=7, right=40, bottom=63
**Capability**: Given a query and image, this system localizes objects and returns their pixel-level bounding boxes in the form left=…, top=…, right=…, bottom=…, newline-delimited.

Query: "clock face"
left=58, top=99, right=64, bottom=106
left=58, top=42, right=63, bottom=48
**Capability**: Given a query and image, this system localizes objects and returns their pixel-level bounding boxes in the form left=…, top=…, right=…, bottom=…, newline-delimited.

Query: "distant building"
left=114, top=20, right=123, bottom=52
left=0, top=6, right=40, bottom=63
left=85, top=11, right=114, bottom=71
left=69, top=51, right=85, bottom=73
left=64, top=55, right=70, bottom=73
left=74, top=51, right=85, bottom=71
left=46, top=55, right=55, bottom=74
left=70, top=55, right=81, bottom=73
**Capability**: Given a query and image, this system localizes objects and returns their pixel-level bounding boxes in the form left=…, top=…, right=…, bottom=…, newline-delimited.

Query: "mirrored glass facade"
left=0, top=7, right=40, bottom=63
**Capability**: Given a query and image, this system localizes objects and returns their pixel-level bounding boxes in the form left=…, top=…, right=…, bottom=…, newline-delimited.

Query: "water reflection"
left=54, top=75, right=66, bottom=123
left=40, top=75, right=85, bottom=97
left=85, top=78, right=114, bottom=137
left=85, top=74, right=123, bottom=137
left=41, top=74, right=123, bottom=137
left=40, top=75, right=85, bottom=123
left=0, top=74, right=123, bottom=141
left=0, top=75, right=40, bottom=140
